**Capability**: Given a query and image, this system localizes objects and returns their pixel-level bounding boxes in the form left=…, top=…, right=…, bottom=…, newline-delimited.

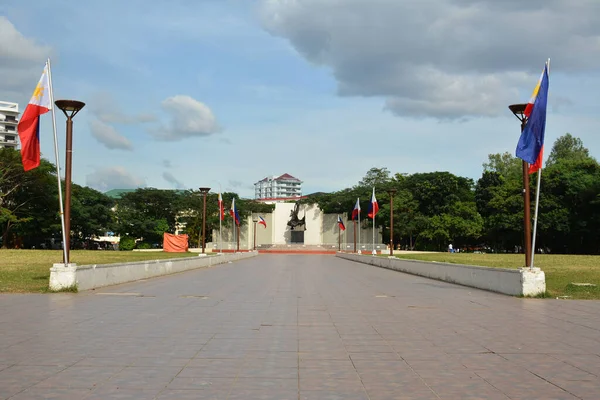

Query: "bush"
left=119, top=236, right=136, bottom=251
left=136, top=242, right=152, bottom=249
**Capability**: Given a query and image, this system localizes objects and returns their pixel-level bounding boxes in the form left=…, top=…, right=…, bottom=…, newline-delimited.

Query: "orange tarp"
left=163, top=233, right=189, bottom=253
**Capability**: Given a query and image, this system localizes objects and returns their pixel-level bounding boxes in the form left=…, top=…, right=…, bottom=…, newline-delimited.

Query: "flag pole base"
left=371, top=250, right=377, bottom=255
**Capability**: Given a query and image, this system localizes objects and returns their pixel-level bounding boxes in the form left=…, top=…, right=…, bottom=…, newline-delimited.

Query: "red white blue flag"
left=367, top=188, right=379, bottom=219
left=352, top=198, right=360, bottom=220
left=258, top=216, right=267, bottom=228
left=230, top=198, right=240, bottom=226
left=337, top=215, right=346, bottom=231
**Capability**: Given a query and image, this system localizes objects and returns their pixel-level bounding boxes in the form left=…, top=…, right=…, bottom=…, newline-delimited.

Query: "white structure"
left=0, top=101, right=19, bottom=149
left=212, top=202, right=382, bottom=251
left=254, top=173, right=302, bottom=200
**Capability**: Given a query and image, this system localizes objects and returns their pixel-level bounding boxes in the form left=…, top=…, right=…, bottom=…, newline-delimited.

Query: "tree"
left=547, top=133, right=594, bottom=166
left=70, top=184, right=115, bottom=245
left=0, top=148, right=60, bottom=248
left=357, top=167, right=392, bottom=189
left=482, top=152, right=522, bottom=181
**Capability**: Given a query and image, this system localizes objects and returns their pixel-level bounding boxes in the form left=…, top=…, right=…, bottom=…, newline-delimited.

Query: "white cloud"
left=0, top=17, right=52, bottom=100
left=259, top=0, right=600, bottom=119
left=163, top=171, right=185, bottom=189
left=89, top=119, right=133, bottom=151
left=86, top=167, right=146, bottom=192
left=152, top=95, right=220, bottom=140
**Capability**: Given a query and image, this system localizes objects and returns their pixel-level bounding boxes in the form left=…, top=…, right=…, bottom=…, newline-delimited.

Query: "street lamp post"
left=198, top=187, right=211, bottom=254
left=252, top=217, right=258, bottom=250
left=55, top=100, right=85, bottom=265
left=509, top=103, right=532, bottom=268
left=388, top=189, right=397, bottom=256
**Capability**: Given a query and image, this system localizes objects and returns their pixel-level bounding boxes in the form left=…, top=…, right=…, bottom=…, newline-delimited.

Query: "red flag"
left=258, top=216, right=267, bottom=228
left=352, top=198, right=360, bottom=220
left=367, top=188, right=379, bottom=219
left=17, top=65, right=52, bottom=171
left=337, top=215, right=346, bottom=231
left=218, top=192, right=225, bottom=221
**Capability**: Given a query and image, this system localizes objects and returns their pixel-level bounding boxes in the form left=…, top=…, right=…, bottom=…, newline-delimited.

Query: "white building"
left=0, top=101, right=19, bottom=149
left=254, top=173, right=302, bottom=200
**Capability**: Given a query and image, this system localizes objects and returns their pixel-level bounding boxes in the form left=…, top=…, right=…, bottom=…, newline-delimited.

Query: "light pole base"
left=198, top=253, right=208, bottom=257
left=49, top=263, right=78, bottom=291
left=357, top=250, right=362, bottom=254
left=371, top=250, right=377, bottom=255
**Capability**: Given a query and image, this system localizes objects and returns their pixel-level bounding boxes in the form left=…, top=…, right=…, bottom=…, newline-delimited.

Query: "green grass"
left=0, top=250, right=198, bottom=293
left=393, top=253, right=600, bottom=300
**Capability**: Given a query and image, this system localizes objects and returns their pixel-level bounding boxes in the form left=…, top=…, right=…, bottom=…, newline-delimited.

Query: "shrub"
left=119, top=236, right=136, bottom=251
left=137, top=242, right=152, bottom=249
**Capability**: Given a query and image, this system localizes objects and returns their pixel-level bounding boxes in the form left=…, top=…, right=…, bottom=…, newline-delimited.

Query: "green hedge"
left=119, top=236, right=136, bottom=251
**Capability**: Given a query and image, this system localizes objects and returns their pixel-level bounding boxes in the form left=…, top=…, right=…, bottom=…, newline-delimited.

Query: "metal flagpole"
left=46, top=59, right=69, bottom=265
left=357, top=199, right=361, bottom=254
left=219, top=185, right=222, bottom=253
left=372, top=214, right=375, bottom=255
left=531, top=58, right=550, bottom=269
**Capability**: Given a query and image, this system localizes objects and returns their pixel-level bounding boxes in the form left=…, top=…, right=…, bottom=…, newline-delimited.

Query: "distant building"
left=254, top=173, right=303, bottom=201
left=0, top=101, right=19, bottom=149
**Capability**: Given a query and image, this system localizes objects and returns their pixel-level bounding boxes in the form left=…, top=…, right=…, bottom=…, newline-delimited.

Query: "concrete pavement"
left=1, top=255, right=599, bottom=399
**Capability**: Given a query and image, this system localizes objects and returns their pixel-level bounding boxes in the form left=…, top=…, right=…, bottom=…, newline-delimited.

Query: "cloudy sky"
left=2, top=0, right=599, bottom=197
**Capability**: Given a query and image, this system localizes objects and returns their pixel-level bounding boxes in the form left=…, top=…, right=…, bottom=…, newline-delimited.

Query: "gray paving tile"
left=1, top=255, right=600, bottom=399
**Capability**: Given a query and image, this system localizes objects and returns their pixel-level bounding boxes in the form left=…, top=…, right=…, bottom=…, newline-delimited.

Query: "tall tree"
left=70, top=184, right=115, bottom=245
left=547, top=133, right=594, bottom=166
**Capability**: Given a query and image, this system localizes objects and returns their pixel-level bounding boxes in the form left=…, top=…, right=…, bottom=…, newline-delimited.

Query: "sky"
left=2, top=0, right=600, bottom=198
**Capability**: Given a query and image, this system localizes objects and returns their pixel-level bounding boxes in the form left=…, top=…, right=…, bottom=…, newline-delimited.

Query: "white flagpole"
left=357, top=198, right=361, bottom=254
left=372, top=188, right=376, bottom=255
left=46, top=59, right=69, bottom=265
left=531, top=58, right=550, bottom=269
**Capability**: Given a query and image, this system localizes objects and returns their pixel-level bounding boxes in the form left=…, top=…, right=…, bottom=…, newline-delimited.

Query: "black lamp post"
left=55, top=100, right=85, bottom=264
left=388, top=189, right=397, bottom=256
left=198, top=187, right=211, bottom=253
left=509, top=103, right=532, bottom=268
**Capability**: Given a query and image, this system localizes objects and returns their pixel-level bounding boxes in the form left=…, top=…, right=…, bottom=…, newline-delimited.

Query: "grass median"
left=393, top=253, right=600, bottom=300
left=0, top=250, right=200, bottom=293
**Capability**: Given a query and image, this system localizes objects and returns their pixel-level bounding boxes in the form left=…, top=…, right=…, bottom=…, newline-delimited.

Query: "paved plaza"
left=1, top=255, right=599, bottom=399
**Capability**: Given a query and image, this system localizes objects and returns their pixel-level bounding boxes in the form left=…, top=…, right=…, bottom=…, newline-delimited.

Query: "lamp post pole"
left=198, top=187, right=211, bottom=254
left=252, top=217, right=258, bottom=250
left=509, top=104, right=532, bottom=268
left=388, top=189, right=397, bottom=256
left=55, top=100, right=85, bottom=264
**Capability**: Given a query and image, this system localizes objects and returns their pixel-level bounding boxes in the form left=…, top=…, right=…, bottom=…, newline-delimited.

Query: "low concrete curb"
left=49, top=252, right=258, bottom=291
left=336, top=253, right=546, bottom=296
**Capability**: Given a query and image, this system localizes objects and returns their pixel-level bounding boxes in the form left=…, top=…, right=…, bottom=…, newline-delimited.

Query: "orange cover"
left=163, top=233, right=189, bottom=252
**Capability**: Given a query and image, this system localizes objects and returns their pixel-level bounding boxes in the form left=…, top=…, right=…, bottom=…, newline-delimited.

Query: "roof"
left=275, top=173, right=301, bottom=182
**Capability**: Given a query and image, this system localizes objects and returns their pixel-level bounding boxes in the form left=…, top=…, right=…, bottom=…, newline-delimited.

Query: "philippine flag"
left=337, top=215, right=346, bottom=231
left=218, top=192, right=225, bottom=221
left=258, top=216, right=267, bottom=228
left=17, top=64, right=52, bottom=171
left=367, top=188, right=379, bottom=219
left=516, top=62, right=549, bottom=174
left=352, top=198, right=361, bottom=220
left=230, top=198, right=240, bottom=226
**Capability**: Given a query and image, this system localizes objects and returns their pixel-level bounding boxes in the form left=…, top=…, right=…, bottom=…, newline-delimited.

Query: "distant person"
left=448, top=243, right=453, bottom=253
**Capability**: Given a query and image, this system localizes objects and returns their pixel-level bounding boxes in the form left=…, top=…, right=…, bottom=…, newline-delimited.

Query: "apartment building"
left=0, top=101, right=20, bottom=149
left=254, top=173, right=302, bottom=200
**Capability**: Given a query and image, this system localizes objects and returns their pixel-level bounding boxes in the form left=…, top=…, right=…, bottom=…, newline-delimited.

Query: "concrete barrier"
left=49, top=252, right=258, bottom=291
left=336, top=253, right=546, bottom=296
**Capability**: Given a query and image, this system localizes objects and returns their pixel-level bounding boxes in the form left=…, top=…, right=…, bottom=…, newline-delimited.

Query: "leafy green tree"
left=0, top=148, right=60, bottom=248
left=357, top=167, right=392, bottom=189
left=482, top=152, right=522, bottom=181
left=547, top=133, right=594, bottom=166
left=70, top=184, right=115, bottom=245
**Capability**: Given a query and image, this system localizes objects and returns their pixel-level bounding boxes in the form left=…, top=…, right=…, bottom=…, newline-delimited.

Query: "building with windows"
left=254, top=173, right=303, bottom=201
left=0, top=101, right=19, bottom=149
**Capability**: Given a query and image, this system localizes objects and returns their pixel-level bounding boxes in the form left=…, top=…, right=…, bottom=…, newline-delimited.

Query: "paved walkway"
left=1, top=255, right=599, bottom=399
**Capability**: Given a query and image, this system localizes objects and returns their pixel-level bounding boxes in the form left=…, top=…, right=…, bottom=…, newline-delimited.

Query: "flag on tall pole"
left=17, top=65, right=52, bottom=171
left=218, top=191, right=224, bottom=253
left=230, top=198, right=240, bottom=226
left=368, top=188, right=378, bottom=254
left=258, top=216, right=267, bottom=228
left=516, top=62, right=549, bottom=174
left=337, top=215, right=346, bottom=231
left=352, top=198, right=361, bottom=220
left=218, top=192, right=225, bottom=221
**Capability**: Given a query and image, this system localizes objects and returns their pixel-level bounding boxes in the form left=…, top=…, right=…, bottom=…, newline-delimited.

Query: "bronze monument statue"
left=287, top=202, right=306, bottom=230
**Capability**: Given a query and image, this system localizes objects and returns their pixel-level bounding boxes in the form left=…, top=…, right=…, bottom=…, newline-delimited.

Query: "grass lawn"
left=394, top=253, right=600, bottom=300
left=0, top=250, right=198, bottom=293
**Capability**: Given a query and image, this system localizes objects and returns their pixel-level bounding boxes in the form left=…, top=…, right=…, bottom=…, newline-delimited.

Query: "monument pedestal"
left=49, top=263, right=78, bottom=291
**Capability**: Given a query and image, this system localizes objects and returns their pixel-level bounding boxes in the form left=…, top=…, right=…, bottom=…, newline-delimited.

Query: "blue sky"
left=2, top=0, right=599, bottom=198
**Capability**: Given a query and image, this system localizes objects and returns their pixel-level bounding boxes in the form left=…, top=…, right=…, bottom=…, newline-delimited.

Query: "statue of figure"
left=287, top=202, right=306, bottom=230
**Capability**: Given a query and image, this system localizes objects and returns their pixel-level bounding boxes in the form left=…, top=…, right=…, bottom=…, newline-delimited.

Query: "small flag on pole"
left=218, top=192, right=225, bottom=221
left=367, top=188, right=379, bottom=219
left=258, top=216, right=267, bottom=228
left=337, top=215, right=346, bottom=231
left=352, top=198, right=361, bottom=220
left=230, top=198, right=240, bottom=226
left=17, top=65, right=52, bottom=171
left=516, top=62, right=549, bottom=174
